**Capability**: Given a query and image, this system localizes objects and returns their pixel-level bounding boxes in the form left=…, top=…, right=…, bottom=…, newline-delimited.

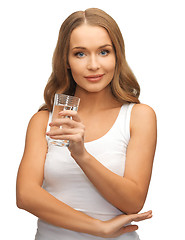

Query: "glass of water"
left=48, top=93, right=80, bottom=147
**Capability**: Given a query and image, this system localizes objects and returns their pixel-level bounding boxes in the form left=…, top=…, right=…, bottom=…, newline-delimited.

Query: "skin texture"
left=68, top=24, right=116, bottom=94
left=16, top=24, right=156, bottom=237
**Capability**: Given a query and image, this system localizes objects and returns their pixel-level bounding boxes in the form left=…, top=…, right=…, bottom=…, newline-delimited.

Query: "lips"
left=85, top=74, right=104, bottom=82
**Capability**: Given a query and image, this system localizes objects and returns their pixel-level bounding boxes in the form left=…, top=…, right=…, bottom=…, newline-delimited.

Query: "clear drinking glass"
left=48, top=94, right=80, bottom=147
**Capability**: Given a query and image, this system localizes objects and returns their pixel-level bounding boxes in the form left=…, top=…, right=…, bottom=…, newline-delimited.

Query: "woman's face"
left=68, top=24, right=116, bottom=93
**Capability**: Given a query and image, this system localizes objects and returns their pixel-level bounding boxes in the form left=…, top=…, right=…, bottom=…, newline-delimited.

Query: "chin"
left=84, top=86, right=106, bottom=93
left=80, top=82, right=111, bottom=93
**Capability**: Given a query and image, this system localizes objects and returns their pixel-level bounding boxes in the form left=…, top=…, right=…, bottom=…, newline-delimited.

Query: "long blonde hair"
left=39, top=8, right=140, bottom=112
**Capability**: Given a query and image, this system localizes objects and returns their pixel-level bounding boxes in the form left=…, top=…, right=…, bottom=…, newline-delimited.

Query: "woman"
left=16, top=8, right=157, bottom=239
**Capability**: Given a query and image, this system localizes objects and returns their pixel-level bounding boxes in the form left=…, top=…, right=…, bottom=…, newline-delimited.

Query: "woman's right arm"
left=16, top=111, right=152, bottom=238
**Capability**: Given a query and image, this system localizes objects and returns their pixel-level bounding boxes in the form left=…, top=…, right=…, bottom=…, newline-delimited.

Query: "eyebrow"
left=72, top=44, right=113, bottom=50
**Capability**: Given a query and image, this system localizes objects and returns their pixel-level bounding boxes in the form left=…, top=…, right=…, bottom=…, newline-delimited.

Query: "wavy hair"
left=39, top=8, right=140, bottom=112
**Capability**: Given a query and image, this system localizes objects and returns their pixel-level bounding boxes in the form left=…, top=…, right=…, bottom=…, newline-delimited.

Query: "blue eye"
left=75, top=52, right=85, bottom=58
left=100, top=50, right=109, bottom=56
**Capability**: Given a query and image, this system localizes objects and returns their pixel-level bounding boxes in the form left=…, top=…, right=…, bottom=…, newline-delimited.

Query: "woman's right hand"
left=98, top=210, right=152, bottom=238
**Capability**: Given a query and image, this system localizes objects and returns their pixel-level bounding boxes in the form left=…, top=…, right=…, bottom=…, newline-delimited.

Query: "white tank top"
left=35, top=103, right=140, bottom=240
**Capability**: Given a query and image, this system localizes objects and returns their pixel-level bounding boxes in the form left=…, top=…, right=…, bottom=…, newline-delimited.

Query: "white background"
left=0, top=0, right=185, bottom=239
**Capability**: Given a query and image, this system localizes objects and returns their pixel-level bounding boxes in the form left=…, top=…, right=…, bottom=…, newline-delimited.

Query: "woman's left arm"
left=47, top=104, right=157, bottom=214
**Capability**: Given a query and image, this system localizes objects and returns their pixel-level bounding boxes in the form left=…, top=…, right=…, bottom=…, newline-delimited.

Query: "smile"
left=84, top=74, right=105, bottom=82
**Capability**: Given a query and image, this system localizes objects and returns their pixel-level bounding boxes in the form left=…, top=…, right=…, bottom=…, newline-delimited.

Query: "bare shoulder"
left=132, top=103, right=156, bottom=119
left=30, top=110, right=49, bottom=124
left=28, top=110, right=49, bottom=132
left=22, top=110, right=50, bottom=159
left=25, top=110, right=50, bottom=145
left=130, top=103, right=157, bottom=135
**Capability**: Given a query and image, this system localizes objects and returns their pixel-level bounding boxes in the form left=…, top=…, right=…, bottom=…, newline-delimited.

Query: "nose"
left=87, top=55, right=100, bottom=71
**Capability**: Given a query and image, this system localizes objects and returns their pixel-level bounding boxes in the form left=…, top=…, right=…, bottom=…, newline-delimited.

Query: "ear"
left=67, top=61, right=70, bottom=69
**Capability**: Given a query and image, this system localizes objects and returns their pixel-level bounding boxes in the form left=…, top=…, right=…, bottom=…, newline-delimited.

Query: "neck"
left=74, top=85, right=121, bottom=113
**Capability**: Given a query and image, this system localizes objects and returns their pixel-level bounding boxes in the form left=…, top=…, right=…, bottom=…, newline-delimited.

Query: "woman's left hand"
left=46, top=110, right=87, bottom=161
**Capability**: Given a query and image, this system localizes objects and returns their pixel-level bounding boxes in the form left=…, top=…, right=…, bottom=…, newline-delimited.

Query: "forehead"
left=69, top=24, right=112, bottom=48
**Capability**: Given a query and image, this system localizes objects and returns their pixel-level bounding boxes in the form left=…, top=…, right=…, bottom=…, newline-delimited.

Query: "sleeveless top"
left=35, top=103, right=140, bottom=240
